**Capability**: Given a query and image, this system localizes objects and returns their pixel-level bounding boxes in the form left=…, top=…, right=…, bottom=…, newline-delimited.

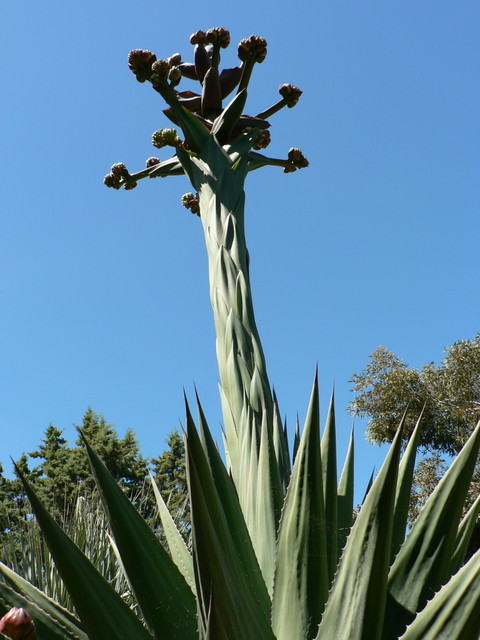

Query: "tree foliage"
left=0, top=411, right=187, bottom=561
left=349, top=335, right=480, bottom=542
left=348, top=334, right=480, bottom=455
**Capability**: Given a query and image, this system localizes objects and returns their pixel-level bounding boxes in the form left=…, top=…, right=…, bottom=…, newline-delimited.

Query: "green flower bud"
left=181, top=192, right=200, bottom=216
left=152, top=128, right=182, bottom=149
left=206, top=27, right=231, bottom=48
left=237, top=35, right=267, bottom=63
left=0, top=607, right=36, bottom=639
left=190, top=30, right=207, bottom=45
left=151, top=59, right=170, bottom=79
left=278, top=84, right=302, bottom=107
left=127, top=49, right=157, bottom=83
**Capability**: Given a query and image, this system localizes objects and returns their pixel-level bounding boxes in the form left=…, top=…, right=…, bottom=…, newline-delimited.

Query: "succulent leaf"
left=81, top=436, right=197, bottom=638
left=272, top=371, right=329, bottom=640
left=384, top=419, right=480, bottom=639
left=14, top=468, right=153, bottom=640
left=317, top=422, right=405, bottom=640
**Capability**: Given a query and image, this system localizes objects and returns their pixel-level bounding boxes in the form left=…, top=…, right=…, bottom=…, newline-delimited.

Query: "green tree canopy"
left=1, top=410, right=186, bottom=534
left=348, top=334, right=480, bottom=455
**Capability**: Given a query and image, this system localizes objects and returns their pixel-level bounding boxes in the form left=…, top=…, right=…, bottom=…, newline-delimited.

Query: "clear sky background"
left=1, top=2, right=479, bottom=498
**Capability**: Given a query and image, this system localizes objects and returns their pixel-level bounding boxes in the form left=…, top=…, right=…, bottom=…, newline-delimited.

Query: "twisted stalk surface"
left=179, top=138, right=284, bottom=591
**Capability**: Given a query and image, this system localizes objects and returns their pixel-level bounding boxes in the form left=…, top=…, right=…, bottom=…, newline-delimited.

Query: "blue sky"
left=1, top=2, right=479, bottom=498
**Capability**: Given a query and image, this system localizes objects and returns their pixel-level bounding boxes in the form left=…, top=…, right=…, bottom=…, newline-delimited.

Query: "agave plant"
left=2, top=27, right=480, bottom=640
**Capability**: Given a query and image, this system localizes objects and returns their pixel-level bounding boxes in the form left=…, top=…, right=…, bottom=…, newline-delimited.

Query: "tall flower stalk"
left=104, top=28, right=307, bottom=589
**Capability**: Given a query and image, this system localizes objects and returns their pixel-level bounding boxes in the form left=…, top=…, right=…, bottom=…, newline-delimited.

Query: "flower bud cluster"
left=190, top=30, right=207, bottom=45
left=128, top=49, right=157, bottom=83
left=238, top=36, right=267, bottom=63
left=103, top=163, right=131, bottom=189
left=181, top=193, right=200, bottom=216
left=106, top=28, right=310, bottom=195
left=253, top=129, right=271, bottom=150
left=151, top=59, right=170, bottom=79
left=284, top=148, right=309, bottom=173
left=151, top=129, right=182, bottom=149
left=0, top=607, right=36, bottom=639
left=205, top=27, right=230, bottom=48
left=279, top=84, right=303, bottom=108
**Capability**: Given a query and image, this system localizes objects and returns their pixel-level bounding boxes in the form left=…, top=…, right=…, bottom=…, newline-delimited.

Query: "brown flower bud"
left=167, top=53, right=182, bottom=67
left=127, top=49, right=157, bottom=83
left=181, top=193, right=200, bottom=216
left=253, top=129, right=271, bottom=150
left=145, top=157, right=161, bottom=168
left=205, top=27, right=230, bottom=48
left=190, top=30, right=207, bottom=45
left=110, top=163, right=129, bottom=179
left=0, top=608, right=36, bottom=639
left=168, top=67, right=182, bottom=87
left=237, top=35, right=267, bottom=63
left=279, top=84, right=303, bottom=107
left=288, top=147, right=309, bottom=168
left=103, top=174, right=119, bottom=189
left=104, top=163, right=130, bottom=189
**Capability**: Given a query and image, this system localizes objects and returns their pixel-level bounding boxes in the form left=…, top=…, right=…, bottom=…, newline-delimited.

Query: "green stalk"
left=177, top=137, right=284, bottom=590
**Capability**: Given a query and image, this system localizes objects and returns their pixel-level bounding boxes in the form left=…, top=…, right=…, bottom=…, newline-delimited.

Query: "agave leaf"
left=203, top=596, right=229, bottom=640
left=384, top=420, right=480, bottom=639
left=293, top=416, right=301, bottom=463
left=321, top=389, right=338, bottom=583
left=337, top=426, right=354, bottom=561
left=399, top=548, right=480, bottom=640
left=185, top=400, right=275, bottom=640
left=254, top=410, right=283, bottom=596
left=272, top=371, right=329, bottom=640
left=170, top=103, right=210, bottom=154
left=14, top=468, right=153, bottom=640
left=450, top=492, right=480, bottom=575
left=317, top=421, right=405, bottom=640
left=194, top=393, right=272, bottom=619
left=272, top=390, right=290, bottom=492
left=81, top=437, right=197, bottom=639
left=149, top=473, right=196, bottom=594
left=0, top=564, right=87, bottom=640
left=362, top=468, right=375, bottom=503
left=211, top=89, right=248, bottom=143
left=390, top=411, right=422, bottom=561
